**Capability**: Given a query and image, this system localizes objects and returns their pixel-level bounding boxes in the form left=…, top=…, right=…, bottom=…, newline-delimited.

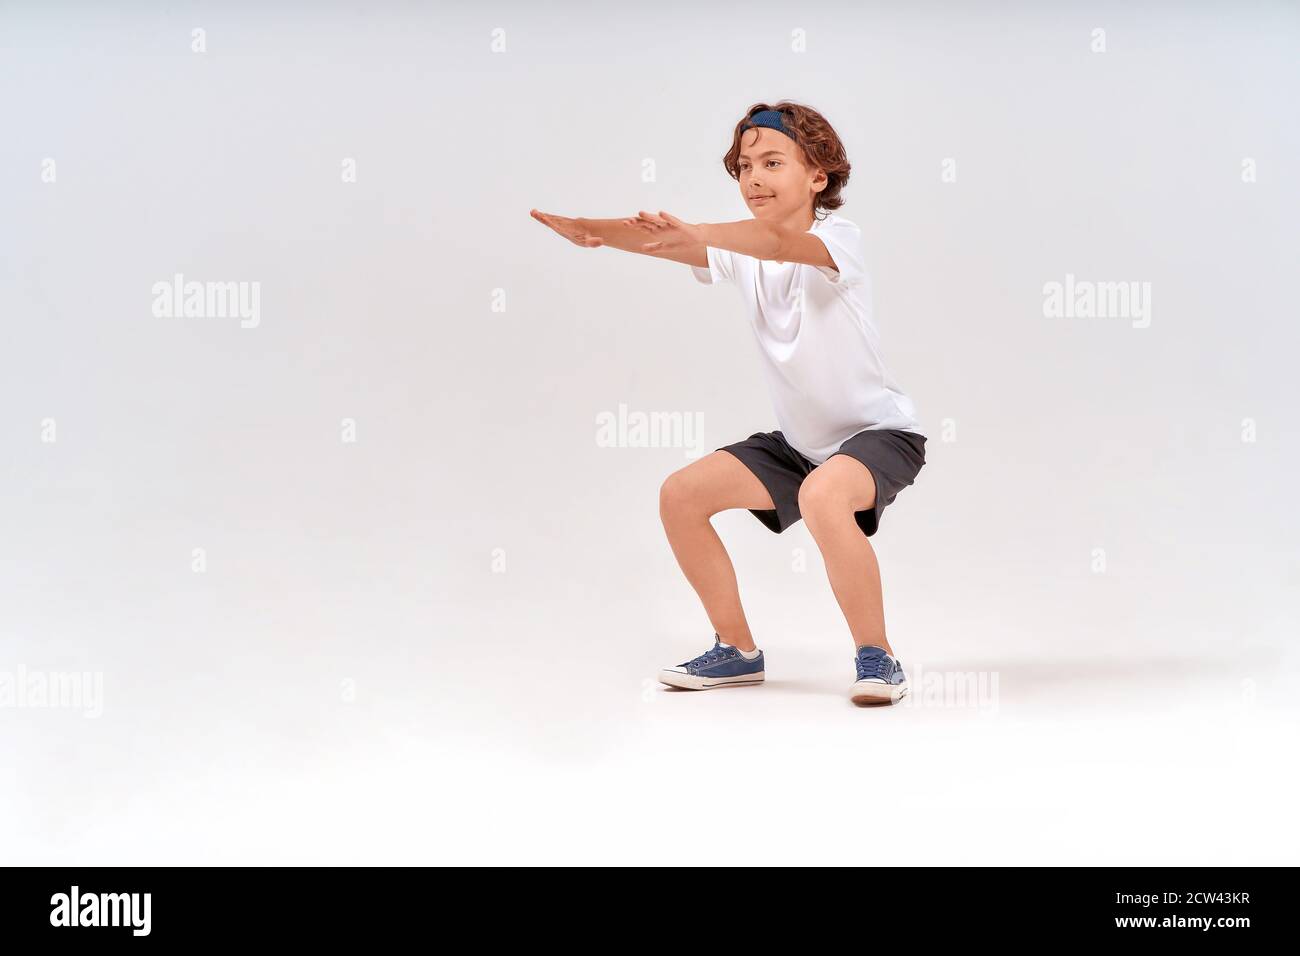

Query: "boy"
left=530, top=102, right=926, bottom=705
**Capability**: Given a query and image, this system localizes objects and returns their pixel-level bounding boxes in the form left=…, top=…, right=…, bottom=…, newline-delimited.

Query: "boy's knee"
left=660, top=467, right=720, bottom=522
left=797, top=476, right=852, bottom=527
left=659, top=471, right=694, bottom=519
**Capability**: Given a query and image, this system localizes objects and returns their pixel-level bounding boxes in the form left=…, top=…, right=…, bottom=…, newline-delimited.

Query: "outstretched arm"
left=530, top=208, right=837, bottom=271
left=635, top=211, right=838, bottom=272
left=531, top=209, right=707, bottom=267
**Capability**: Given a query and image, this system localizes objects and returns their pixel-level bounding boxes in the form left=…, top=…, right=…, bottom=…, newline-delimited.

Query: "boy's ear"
left=811, top=168, right=828, bottom=194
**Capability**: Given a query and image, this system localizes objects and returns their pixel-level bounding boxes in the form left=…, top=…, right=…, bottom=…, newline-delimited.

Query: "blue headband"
left=741, top=109, right=795, bottom=140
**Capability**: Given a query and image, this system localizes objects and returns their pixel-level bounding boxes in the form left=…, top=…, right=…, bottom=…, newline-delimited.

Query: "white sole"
left=658, top=669, right=765, bottom=690
left=849, top=680, right=909, bottom=705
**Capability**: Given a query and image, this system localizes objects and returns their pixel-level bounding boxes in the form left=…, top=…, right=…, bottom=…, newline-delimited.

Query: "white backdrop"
left=2, top=0, right=1297, bottom=864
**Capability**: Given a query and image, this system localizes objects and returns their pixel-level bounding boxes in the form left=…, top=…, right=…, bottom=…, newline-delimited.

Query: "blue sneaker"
left=659, top=634, right=765, bottom=690
left=850, top=645, right=909, bottom=704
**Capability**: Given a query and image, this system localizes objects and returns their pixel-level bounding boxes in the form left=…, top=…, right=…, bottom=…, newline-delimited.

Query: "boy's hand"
left=624, top=210, right=706, bottom=255
left=530, top=209, right=605, bottom=248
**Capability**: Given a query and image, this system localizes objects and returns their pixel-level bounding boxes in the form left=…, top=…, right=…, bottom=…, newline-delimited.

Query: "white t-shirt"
left=690, top=212, right=924, bottom=464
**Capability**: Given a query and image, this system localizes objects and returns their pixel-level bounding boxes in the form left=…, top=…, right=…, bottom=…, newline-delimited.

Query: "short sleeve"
left=690, top=245, right=736, bottom=285
left=810, top=217, right=866, bottom=287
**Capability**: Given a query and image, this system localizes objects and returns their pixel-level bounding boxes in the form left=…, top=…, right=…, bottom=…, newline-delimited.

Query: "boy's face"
left=737, top=127, right=826, bottom=219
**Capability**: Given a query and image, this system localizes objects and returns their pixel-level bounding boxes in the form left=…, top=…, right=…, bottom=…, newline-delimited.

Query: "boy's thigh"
left=660, top=450, right=777, bottom=515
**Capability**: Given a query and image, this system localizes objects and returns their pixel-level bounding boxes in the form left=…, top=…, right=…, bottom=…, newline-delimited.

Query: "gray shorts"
left=718, top=428, right=927, bottom=538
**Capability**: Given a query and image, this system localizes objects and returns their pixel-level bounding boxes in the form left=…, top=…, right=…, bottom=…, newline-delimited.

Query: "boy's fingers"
left=534, top=211, right=570, bottom=228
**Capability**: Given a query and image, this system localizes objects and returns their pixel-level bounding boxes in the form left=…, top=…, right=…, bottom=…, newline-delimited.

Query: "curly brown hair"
left=722, top=101, right=851, bottom=219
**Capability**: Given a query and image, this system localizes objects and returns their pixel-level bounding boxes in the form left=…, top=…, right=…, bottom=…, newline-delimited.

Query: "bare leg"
left=797, top=456, right=893, bottom=655
left=659, top=451, right=777, bottom=652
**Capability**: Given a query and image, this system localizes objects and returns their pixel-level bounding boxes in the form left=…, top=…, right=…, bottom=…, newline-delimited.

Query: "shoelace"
left=856, top=651, right=893, bottom=682
left=686, top=640, right=735, bottom=669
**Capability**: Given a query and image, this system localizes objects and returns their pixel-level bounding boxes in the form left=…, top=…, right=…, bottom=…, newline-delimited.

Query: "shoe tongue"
left=858, top=645, right=888, bottom=658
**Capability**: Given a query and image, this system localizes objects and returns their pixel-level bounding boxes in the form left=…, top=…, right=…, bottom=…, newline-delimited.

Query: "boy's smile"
left=738, top=126, right=827, bottom=231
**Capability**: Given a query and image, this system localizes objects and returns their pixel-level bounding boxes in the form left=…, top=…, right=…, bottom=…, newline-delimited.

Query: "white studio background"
left=1, top=1, right=1297, bottom=864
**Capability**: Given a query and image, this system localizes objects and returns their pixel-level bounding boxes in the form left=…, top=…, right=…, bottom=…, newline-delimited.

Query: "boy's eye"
left=740, top=160, right=780, bottom=170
